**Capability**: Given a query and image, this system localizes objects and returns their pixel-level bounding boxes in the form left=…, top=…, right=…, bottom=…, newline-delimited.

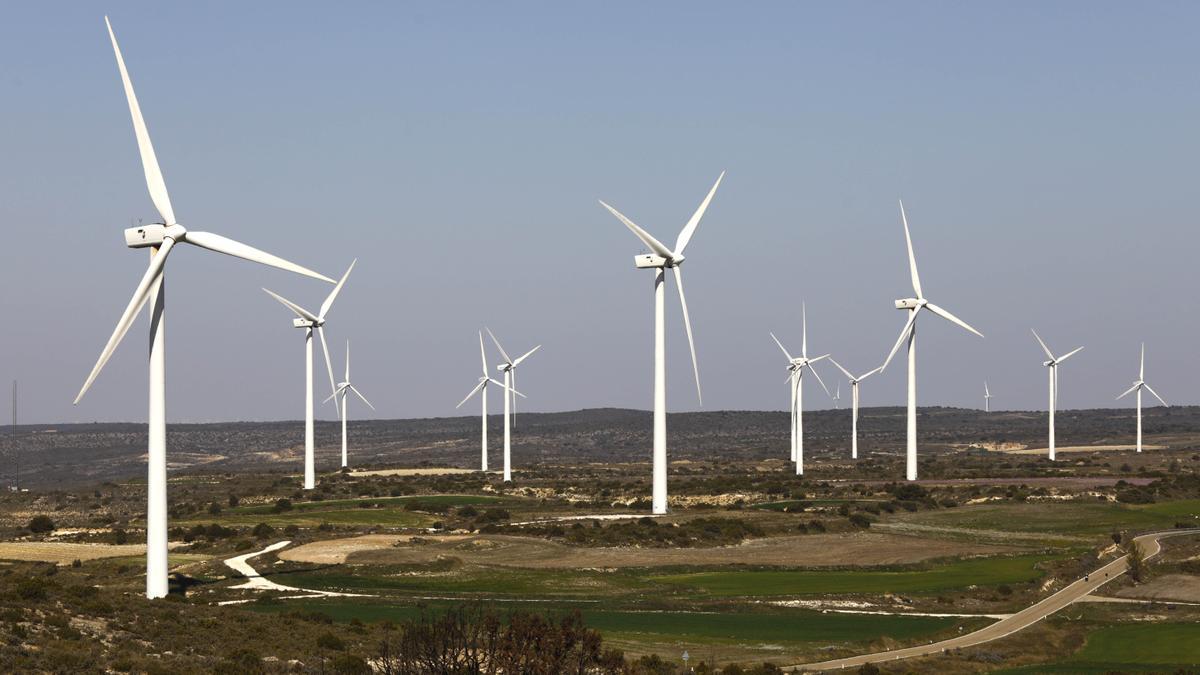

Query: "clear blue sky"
left=2, top=1, right=1197, bottom=423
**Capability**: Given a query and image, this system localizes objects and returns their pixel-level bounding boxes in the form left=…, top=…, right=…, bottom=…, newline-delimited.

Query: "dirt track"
left=280, top=531, right=1023, bottom=569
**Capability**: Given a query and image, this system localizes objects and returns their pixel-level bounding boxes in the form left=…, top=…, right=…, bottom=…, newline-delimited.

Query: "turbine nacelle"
left=124, top=223, right=167, bottom=248
left=634, top=254, right=672, bottom=269
left=894, top=298, right=924, bottom=310
left=292, top=317, right=324, bottom=328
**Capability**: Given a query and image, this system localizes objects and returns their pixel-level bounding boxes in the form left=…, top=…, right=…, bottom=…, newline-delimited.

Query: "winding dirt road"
left=787, top=528, right=1200, bottom=672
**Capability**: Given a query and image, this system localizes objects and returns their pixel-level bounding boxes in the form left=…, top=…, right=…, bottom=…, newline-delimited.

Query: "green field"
left=249, top=599, right=967, bottom=647
left=269, top=566, right=646, bottom=598
left=997, top=622, right=1200, bottom=672
left=894, top=501, right=1196, bottom=537
left=648, top=554, right=1054, bottom=597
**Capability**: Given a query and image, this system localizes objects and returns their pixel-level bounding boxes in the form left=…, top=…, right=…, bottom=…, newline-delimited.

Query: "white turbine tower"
left=325, top=341, right=375, bottom=468
left=828, top=359, right=883, bottom=460
left=600, top=173, right=722, bottom=514
left=770, top=304, right=831, bottom=475
left=75, top=18, right=334, bottom=600
left=264, top=261, right=356, bottom=489
left=456, top=332, right=516, bottom=472
left=486, top=328, right=539, bottom=483
left=881, top=202, right=984, bottom=481
left=1031, top=329, right=1083, bottom=462
left=984, top=381, right=992, bottom=412
left=1117, top=343, right=1167, bottom=453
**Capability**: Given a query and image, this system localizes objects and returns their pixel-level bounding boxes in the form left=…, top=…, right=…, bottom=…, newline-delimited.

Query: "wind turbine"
left=984, top=381, right=992, bottom=412
left=881, top=201, right=984, bottom=480
left=264, top=260, right=356, bottom=489
left=828, top=359, right=883, bottom=460
left=833, top=383, right=842, bottom=409
left=456, top=332, right=514, bottom=472
left=324, top=341, right=374, bottom=468
left=1031, top=329, right=1083, bottom=461
left=770, top=304, right=831, bottom=475
left=600, top=173, right=722, bottom=514
left=75, top=18, right=333, bottom=600
left=1116, top=343, right=1167, bottom=453
left=485, top=328, right=538, bottom=483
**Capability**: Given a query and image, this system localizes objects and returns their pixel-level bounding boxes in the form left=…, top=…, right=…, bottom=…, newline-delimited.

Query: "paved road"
left=787, top=528, right=1200, bottom=672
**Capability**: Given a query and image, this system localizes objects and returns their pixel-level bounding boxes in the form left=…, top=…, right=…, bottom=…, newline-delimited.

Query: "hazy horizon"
left=3, top=2, right=1198, bottom=424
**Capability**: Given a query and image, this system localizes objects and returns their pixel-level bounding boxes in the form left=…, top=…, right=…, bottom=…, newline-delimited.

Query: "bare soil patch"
left=282, top=532, right=1024, bottom=569
left=0, top=541, right=165, bottom=564
left=1114, top=574, right=1200, bottom=603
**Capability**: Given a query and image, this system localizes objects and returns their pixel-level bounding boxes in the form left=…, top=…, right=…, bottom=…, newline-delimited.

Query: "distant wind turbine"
left=600, top=173, right=722, bottom=513
left=76, top=18, right=334, bottom=600
left=828, top=359, right=883, bottom=460
left=1116, top=343, right=1168, bottom=453
left=264, top=260, right=356, bottom=489
left=486, top=328, right=539, bottom=483
left=456, top=332, right=517, bottom=472
left=771, top=303, right=831, bottom=475
left=881, top=201, right=984, bottom=481
left=984, top=381, right=992, bottom=412
left=324, top=341, right=374, bottom=468
left=1032, top=329, right=1083, bottom=461
left=833, top=383, right=841, bottom=409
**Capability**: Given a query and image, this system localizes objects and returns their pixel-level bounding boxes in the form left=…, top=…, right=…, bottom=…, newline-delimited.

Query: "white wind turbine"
left=984, top=381, right=992, bottom=412
left=881, top=202, right=984, bottom=480
left=456, top=332, right=518, bottom=472
left=486, top=328, right=538, bottom=483
left=770, top=303, right=831, bottom=475
left=324, top=341, right=375, bottom=468
left=75, top=18, right=334, bottom=600
left=600, top=173, right=722, bottom=514
left=828, top=359, right=883, bottom=460
left=264, top=260, right=356, bottom=489
left=833, top=383, right=842, bottom=409
left=1116, top=343, right=1167, bottom=453
left=1031, top=329, right=1083, bottom=462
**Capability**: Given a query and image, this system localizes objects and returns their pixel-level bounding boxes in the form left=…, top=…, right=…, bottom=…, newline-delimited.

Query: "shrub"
left=316, top=632, right=346, bottom=651
left=848, top=513, right=873, bottom=529
left=28, top=515, right=55, bottom=533
left=252, top=523, right=276, bottom=539
left=272, top=498, right=293, bottom=513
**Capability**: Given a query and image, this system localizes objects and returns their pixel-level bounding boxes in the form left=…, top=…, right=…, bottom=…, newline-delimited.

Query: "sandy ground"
left=1114, top=573, right=1200, bottom=603
left=998, top=444, right=1165, bottom=455
left=280, top=531, right=1023, bottom=569
left=347, top=467, right=478, bottom=477
left=0, top=541, right=186, bottom=565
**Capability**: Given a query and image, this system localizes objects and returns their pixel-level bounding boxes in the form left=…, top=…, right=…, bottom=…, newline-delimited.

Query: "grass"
left=892, top=501, right=1184, bottom=537
left=267, top=566, right=646, bottom=598
left=647, top=554, right=1055, bottom=597
left=181, top=508, right=432, bottom=527
left=248, top=599, right=966, bottom=646
left=226, top=494, right=508, bottom=515
left=996, top=622, right=1200, bottom=672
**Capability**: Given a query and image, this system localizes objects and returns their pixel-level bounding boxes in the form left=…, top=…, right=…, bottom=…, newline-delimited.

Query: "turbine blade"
left=925, top=303, right=983, bottom=338
left=345, top=340, right=350, bottom=382
left=859, top=366, right=884, bottom=381
left=105, top=17, right=175, bottom=226
left=598, top=200, right=675, bottom=259
left=317, top=327, right=338, bottom=416
left=899, top=200, right=922, bottom=299
left=457, top=380, right=487, bottom=408
left=827, top=357, right=854, bottom=382
left=478, top=331, right=488, bottom=376
left=674, top=171, right=724, bottom=256
left=1057, top=346, right=1084, bottom=363
left=1116, top=384, right=1138, bottom=400
left=75, top=239, right=174, bottom=403
left=349, top=384, right=375, bottom=411
left=513, top=345, right=541, bottom=367
left=1031, top=329, right=1054, bottom=361
left=673, top=266, right=702, bottom=405
left=183, top=231, right=333, bottom=283
left=488, top=377, right=525, bottom=397
left=485, top=327, right=512, bottom=365
left=770, top=333, right=793, bottom=361
left=1139, top=343, right=1145, bottom=381
left=323, top=385, right=347, bottom=405
left=1144, top=383, right=1167, bottom=407
left=807, top=362, right=832, bottom=399
left=801, top=302, right=808, bottom=358
left=262, top=288, right=319, bottom=323
left=319, top=259, right=356, bottom=319
left=882, top=308, right=920, bottom=371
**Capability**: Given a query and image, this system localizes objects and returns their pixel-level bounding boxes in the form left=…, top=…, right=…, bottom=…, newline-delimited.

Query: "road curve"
left=787, top=528, right=1200, bottom=672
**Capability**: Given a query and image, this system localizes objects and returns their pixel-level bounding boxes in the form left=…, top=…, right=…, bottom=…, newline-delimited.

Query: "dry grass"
left=0, top=541, right=187, bottom=565
left=280, top=531, right=1025, bottom=569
